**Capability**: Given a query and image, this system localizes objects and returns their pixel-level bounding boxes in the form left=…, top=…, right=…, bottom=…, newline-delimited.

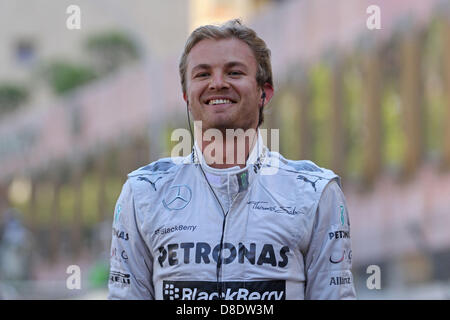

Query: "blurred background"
left=0, top=0, right=449, bottom=299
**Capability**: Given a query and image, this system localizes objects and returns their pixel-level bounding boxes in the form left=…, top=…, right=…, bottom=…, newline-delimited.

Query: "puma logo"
left=138, top=176, right=162, bottom=191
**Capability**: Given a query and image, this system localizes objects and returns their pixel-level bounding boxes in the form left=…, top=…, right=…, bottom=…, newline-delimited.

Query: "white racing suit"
left=108, top=134, right=356, bottom=300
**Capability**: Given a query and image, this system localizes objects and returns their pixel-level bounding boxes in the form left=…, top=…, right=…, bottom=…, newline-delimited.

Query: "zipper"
left=216, top=192, right=240, bottom=299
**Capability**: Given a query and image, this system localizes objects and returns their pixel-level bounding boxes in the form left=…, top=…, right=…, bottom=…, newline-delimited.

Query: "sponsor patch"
left=328, top=230, right=350, bottom=240
left=162, top=280, right=285, bottom=300
left=109, top=270, right=131, bottom=287
left=329, top=276, right=352, bottom=286
left=154, top=225, right=198, bottom=236
left=112, top=227, right=129, bottom=241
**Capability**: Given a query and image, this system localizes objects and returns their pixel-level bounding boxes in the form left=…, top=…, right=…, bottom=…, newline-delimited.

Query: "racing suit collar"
left=191, top=130, right=267, bottom=196
left=192, top=129, right=265, bottom=171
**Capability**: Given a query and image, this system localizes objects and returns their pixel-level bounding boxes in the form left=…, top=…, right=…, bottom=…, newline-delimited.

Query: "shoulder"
left=126, top=156, right=187, bottom=195
left=262, top=151, right=342, bottom=211
left=118, top=156, right=190, bottom=221
left=265, top=151, right=341, bottom=186
left=128, top=156, right=186, bottom=177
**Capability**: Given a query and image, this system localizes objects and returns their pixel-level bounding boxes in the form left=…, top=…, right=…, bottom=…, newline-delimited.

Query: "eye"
left=229, top=70, right=243, bottom=76
left=195, top=72, right=209, bottom=78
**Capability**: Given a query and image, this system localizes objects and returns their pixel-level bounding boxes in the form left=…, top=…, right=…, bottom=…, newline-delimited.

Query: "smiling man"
left=108, top=19, right=356, bottom=300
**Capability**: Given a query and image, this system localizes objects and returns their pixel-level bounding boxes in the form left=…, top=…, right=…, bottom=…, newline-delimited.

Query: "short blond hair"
left=179, top=19, right=273, bottom=126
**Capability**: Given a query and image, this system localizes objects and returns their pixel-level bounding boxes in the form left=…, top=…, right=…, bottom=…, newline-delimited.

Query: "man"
left=108, top=19, right=356, bottom=300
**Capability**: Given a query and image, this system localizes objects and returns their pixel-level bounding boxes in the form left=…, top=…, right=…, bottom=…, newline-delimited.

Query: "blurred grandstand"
left=0, top=0, right=450, bottom=299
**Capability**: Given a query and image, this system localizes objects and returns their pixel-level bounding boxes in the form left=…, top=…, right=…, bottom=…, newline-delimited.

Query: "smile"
left=206, top=98, right=236, bottom=105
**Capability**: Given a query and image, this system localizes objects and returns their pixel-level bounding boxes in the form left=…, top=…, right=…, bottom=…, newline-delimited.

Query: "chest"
left=142, top=181, right=310, bottom=269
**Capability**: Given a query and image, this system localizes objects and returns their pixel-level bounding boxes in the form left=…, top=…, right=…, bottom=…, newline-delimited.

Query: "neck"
left=195, top=128, right=259, bottom=169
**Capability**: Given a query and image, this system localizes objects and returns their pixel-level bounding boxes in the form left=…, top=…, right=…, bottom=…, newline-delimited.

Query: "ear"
left=183, top=92, right=190, bottom=110
left=261, top=83, right=274, bottom=107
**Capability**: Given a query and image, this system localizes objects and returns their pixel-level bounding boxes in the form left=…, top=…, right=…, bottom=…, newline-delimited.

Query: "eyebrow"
left=225, top=61, right=248, bottom=70
left=191, top=61, right=248, bottom=73
left=191, top=64, right=210, bottom=73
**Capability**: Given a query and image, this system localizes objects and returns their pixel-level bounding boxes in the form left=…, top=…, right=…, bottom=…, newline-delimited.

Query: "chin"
left=203, top=116, right=256, bottom=131
left=204, top=117, right=234, bottom=130
left=206, top=122, right=234, bottom=131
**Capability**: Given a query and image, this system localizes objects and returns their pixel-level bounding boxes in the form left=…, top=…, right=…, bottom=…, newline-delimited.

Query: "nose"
left=208, top=72, right=229, bottom=91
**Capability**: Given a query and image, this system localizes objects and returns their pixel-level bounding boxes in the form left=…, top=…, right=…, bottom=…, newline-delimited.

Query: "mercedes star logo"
left=162, top=185, right=192, bottom=211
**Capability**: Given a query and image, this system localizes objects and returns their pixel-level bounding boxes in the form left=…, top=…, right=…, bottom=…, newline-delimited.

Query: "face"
left=184, top=38, right=272, bottom=131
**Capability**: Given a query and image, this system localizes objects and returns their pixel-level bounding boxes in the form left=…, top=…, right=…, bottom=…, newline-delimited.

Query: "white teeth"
left=208, top=99, right=232, bottom=105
